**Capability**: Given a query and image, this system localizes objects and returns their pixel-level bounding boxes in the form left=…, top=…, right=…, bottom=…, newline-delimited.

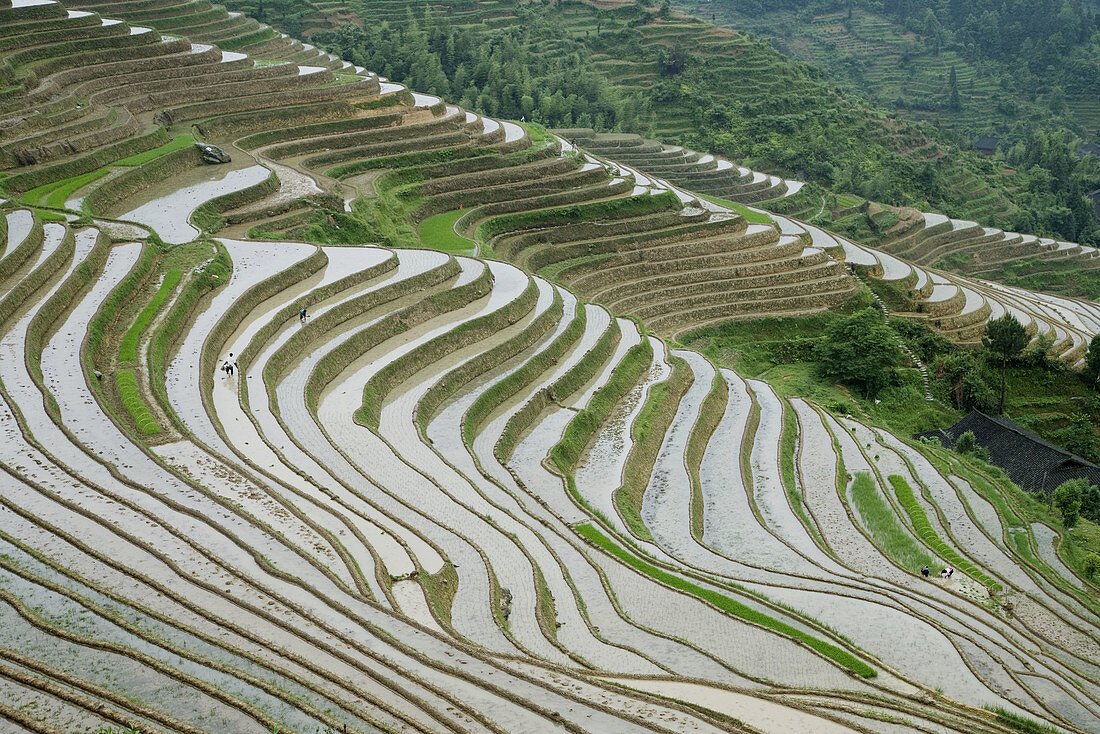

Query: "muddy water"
left=504, top=663, right=736, bottom=734
left=414, top=291, right=668, bottom=674
left=588, top=549, right=868, bottom=691
left=700, top=370, right=814, bottom=573
left=3, top=209, right=33, bottom=258
left=641, top=349, right=714, bottom=558
left=0, top=571, right=298, bottom=732
left=845, top=420, right=958, bottom=545
left=0, top=536, right=383, bottom=733
left=817, top=415, right=1077, bottom=709
left=391, top=579, right=444, bottom=633
left=875, top=425, right=1040, bottom=591
left=0, top=676, right=112, bottom=732
left=155, top=439, right=353, bottom=589
left=34, top=242, right=366, bottom=621
left=601, top=678, right=861, bottom=734
left=0, top=511, right=381, bottom=724
left=574, top=335, right=670, bottom=541
left=1032, top=523, right=1083, bottom=590
left=473, top=302, right=611, bottom=472
left=167, top=238, right=313, bottom=441
left=321, top=260, right=574, bottom=665
left=208, top=246, right=407, bottom=594
left=507, top=316, right=642, bottom=522
left=251, top=248, right=448, bottom=576
left=425, top=279, right=565, bottom=477
left=747, top=379, right=850, bottom=573
left=120, top=165, right=269, bottom=244
left=275, top=259, right=520, bottom=654
left=792, top=400, right=902, bottom=578
left=0, top=221, right=66, bottom=302
left=500, top=120, right=525, bottom=143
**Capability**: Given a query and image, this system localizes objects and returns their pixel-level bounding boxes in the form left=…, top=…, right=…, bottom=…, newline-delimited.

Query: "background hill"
left=1, top=1, right=1099, bottom=730
left=679, top=0, right=1100, bottom=141
left=275, top=0, right=1100, bottom=247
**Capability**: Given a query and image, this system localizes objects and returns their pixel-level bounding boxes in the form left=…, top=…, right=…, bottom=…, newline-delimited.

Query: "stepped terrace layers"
left=0, top=204, right=1098, bottom=732
left=1, top=1, right=1100, bottom=732
left=561, top=130, right=1100, bottom=364
left=0, top=0, right=861, bottom=335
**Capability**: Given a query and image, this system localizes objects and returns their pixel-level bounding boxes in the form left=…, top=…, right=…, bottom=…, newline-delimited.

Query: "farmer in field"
left=223, top=352, right=236, bottom=377
left=300, top=307, right=308, bottom=323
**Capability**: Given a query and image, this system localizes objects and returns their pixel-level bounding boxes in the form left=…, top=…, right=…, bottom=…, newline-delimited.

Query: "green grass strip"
left=576, top=522, right=876, bottom=678
left=780, top=406, right=828, bottom=549
left=116, top=369, right=160, bottom=435
left=115, top=134, right=194, bottom=167
left=463, top=301, right=585, bottom=445
left=21, top=169, right=109, bottom=209
left=119, top=270, right=182, bottom=364
left=550, top=337, right=653, bottom=473
left=29, top=207, right=67, bottom=222
left=697, top=193, right=773, bottom=224
left=419, top=209, right=477, bottom=254
left=983, top=706, right=1060, bottom=734
left=888, top=475, right=1002, bottom=591
left=850, top=472, right=937, bottom=572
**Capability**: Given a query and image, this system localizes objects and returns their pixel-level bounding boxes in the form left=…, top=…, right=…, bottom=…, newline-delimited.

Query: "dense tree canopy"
left=312, top=10, right=645, bottom=131
left=815, top=308, right=903, bottom=398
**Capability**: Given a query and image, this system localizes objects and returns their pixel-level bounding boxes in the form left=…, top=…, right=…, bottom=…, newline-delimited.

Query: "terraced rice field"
left=1, top=0, right=1099, bottom=731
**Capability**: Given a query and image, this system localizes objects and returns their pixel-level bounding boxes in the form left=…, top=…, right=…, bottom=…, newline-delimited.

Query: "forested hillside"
left=683, top=0, right=1100, bottom=141
left=273, top=0, right=1099, bottom=246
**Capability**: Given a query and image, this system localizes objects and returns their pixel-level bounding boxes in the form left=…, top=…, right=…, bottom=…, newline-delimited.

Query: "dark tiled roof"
left=915, top=411, right=1100, bottom=493
left=1077, top=142, right=1100, bottom=159
left=974, top=136, right=1000, bottom=151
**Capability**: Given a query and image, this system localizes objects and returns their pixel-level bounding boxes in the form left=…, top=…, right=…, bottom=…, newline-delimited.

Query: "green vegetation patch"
left=983, top=705, right=1060, bottom=734
left=116, top=369, right=160, bottom=435
left=576, top=522, right=876, bottom=678
left=419, top=209, right=476, bottom=254
left=781, top=404, right=827, bottom=549
left=614, top=358, right=688, bottom=543
left=888, top=475, right=1001, bottom=591
left=21, top=169, right=109, bottom=209
left=697, top=193, right=773, bottom=224
left=550, top=338, right=653, bottom=474
left=115, top=134, right=195, bottom=167
left=849, top=472, right=937, bottom=573
left=119, top=270, right=182, bottom=364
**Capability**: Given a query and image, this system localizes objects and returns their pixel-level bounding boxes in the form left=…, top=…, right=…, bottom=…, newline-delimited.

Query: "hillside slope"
left=282, top=0, right=1074, bottom=233
left=678, top=0, right=1100, bottom=139
left=0, top=1, right=1099, bottom=732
